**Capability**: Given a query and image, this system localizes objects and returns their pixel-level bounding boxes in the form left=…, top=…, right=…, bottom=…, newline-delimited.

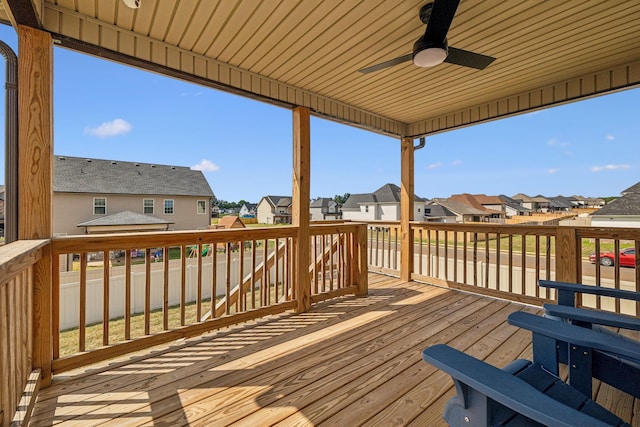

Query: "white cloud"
left=591, top=164, right=630, bottom=172
left=547, top=138, right=558, bottom=146
left=427, top=162, right=442, bottom=170
left=547, top=168, right=560, bottom=174
left=84, top=118, right=132, bottom=138
left=180, top=91, right=202, bottom=97
left=451, top=159, right=462, bottom=166
left=191, top=159, right=220, bottom=172
left=606, top=135, right=615, bottom=140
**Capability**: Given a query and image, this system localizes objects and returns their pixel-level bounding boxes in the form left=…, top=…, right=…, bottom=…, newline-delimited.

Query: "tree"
left=334, top=193, right=351, bottom=205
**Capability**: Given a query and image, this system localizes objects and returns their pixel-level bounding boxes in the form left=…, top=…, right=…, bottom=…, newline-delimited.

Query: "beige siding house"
left=257, top=196, right=292, bottom=224
left=53, top=156, right=214, bottom=235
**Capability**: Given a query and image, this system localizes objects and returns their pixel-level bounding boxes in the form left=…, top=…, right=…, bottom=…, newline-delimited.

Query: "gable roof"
left=310, top=197, right=336, bottom=208
left=260, top=196, right=292, bottom=208
left=621, top=182, right=640, bottom=195
left=430, top=199, right=489, bottom=217
left=424, top=202, right=457, bottom=218
left=591, top=193, right=640, bottom=216
left=449, top=194, right=502, bottom=215
left=342, top=184, right=424, bottom=210
left=77, top=210, right=173, bottom=227
left=217, top=216, right=246, bottom=229
left=54, top=156, right=214, bottom=197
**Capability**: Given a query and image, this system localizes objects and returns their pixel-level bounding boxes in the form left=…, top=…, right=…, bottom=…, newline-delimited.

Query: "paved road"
left=412, top=243, right=637, bottom=282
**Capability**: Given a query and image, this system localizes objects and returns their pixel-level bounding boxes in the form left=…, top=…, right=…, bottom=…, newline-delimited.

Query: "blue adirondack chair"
left=423, top=343, right=631, bottom=426
left=537, top=280, right=640, bottom=398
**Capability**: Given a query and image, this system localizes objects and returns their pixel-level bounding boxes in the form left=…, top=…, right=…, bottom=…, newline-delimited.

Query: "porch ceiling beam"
left=407, top=60, right=640, bottom=138
left=4, top=0, right=41, bottom=29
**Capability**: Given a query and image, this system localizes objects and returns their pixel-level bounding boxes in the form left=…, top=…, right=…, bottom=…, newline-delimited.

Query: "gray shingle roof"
left=431, top=199, right=488, bottom=216
left=77, top=210, right=174, bottom=227
left=342, top=184, right=424, bottom=210
left=341, top=193, right=376, bottom=210
left=591, top=193, right=640, bottom=216
left=54, top=156, right=214, bottom=197
left=310, top=197, right=335, bottom=208
left=262, top=196, right=292, bottom=208
left=621, top=182, right=640, bottom=195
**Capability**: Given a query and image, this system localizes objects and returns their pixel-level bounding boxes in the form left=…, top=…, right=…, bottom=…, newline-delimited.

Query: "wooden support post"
left=292, top=106, right=311, bottom=313
left=355, top=224, right=368, bottom=296
left=555, top=228, right=579, bottom=285
left=400, top=137, right=414, bottom=282
left=18, top=25, right=53, bottom=387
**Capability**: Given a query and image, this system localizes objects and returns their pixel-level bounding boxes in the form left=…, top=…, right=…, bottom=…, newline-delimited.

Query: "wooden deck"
left=30, top=273, right=639, bottom=426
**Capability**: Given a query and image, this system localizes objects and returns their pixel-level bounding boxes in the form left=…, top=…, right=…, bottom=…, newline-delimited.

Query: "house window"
left=93, top=198, right=106, bottom=215
left=143, top=199, right=154, bottom=214
left=164, top=199, right=174, bottom=215
left=365, top=205, right=369, bottom=213
left=197, top=200, right=206, bottom=214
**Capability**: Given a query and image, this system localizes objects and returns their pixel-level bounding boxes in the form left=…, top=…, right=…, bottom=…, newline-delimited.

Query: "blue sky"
left=0, top=24, right=637, bottom=202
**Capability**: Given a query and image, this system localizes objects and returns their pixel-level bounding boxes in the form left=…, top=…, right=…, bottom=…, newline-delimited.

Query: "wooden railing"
left=365, top=221, right=640, bottom=314
left=49, top=223, right=367, bottom=373
left=0, top=239, right=47, bottom=427
left=367, top=221, right=402, bottom=275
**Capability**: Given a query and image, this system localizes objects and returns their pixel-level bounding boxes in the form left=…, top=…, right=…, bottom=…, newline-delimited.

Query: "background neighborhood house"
left=591, top=182, right=640, bottom=228
left=239, top=203, right=257, bottom=218
left=53, top=156, right=214, bottom=235
left=257, top=196, right=292, bottom=224
left=341, top=183, right=425, bottom=221
left=310, top=197, right=341, bottom=221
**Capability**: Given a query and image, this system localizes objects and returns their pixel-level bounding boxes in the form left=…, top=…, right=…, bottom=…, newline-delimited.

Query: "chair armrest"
left=544, top=303, right=640, bottom=331
left=422, top=344, right=612, bottom=427
left=508, top=311, right=640, bottom=362
left=539, top=280, right=640, bottom=306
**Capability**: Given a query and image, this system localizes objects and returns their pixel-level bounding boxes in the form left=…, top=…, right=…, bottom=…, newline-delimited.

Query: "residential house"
left=547, top=196, right=576, bottom=212
left=210, top=205, right=220, bottom=218
left=428, top=195, right=499, bottom=224
left=423, top=201, right=457, bottom=223
left=591, top=182, right=640, bottom=228
left=53, top=156, right=215, bottom=235
left=341, top=183, right=425, bottom=221
left=257, top=196, right=292, bottom=224
left=498, top=195, right=531, bottom=217
left=449, top=194, right=505, bottom=221
left=512, top=193, right=551, bottom=212
left=309, top=197, right=341, bottom=221
left=239, top=203, right=257, bottom=218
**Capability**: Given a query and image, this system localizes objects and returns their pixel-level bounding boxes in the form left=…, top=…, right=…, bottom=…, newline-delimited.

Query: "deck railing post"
left=355, top=223, right=368, bottom=296
left=17, top=25, right=54, bottom=387
left=292, top=106, right=311, bottom=313
left=555, top=227, right=579, bottom=285
left=400, top=137, right=414, bottom=282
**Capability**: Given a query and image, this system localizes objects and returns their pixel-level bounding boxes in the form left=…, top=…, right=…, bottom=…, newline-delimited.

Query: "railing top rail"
left=409, top=222, right=559, bottom=235
left=310, top=222, right=364, bottom=235
left=575, top=227, right=640, bottom=240
left=0, top=239, right=48, bottom=286
left=51, top=226, right=299, bottom=254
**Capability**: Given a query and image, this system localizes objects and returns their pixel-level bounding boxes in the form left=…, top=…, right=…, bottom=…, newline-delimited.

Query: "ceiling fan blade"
left=358, top=53, right=412, bottom=74
left=423, top=0, right=460, bottom=42
left=445, top=47, right=496, bottom=70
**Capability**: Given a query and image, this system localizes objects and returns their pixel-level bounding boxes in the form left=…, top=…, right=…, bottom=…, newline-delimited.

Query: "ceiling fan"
left=358, top=0, right=496, bottom=74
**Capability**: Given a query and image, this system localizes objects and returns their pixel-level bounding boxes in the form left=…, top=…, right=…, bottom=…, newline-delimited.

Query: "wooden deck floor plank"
left=315, top=302, right=524, bottom=427
left=129, top=291, right=480, bottom=426
left=373, top=307, right=541, bottom=426
left=268, top=299, right=513, bottom=427
left=31, top=276, right=414, bottom=415
left=33, top=280, right=448, bottom=425
left=28, top=275, right=637, bottom=426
